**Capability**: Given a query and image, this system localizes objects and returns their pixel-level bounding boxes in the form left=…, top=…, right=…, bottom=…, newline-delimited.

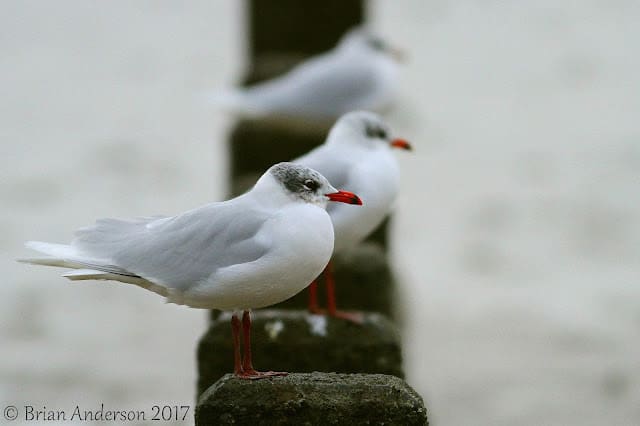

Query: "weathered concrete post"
left=196, top=373, right=428, bottom=425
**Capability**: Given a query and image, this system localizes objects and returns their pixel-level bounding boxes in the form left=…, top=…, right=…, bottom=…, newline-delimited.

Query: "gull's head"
left=327, top=110, right=412, bottom=152
left=337, top=28, right=406, bottom=62
left=268, top=163, right=362, bottom=208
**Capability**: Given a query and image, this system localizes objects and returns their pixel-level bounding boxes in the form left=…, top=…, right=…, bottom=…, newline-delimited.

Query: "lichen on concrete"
left=196, top=372, right=428, bottom=425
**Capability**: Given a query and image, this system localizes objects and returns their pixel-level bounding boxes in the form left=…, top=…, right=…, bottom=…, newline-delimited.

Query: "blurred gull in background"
left=207, top=28, right=403, bottom=121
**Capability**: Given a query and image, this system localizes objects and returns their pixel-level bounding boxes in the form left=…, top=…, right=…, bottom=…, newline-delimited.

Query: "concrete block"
left=196, top=372, right=428, bottom=426
left=197, top=310, right=403, bottom=397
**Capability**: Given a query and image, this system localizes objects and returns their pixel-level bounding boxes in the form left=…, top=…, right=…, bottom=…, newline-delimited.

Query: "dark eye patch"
left=365, top=124, right=388, bottom=140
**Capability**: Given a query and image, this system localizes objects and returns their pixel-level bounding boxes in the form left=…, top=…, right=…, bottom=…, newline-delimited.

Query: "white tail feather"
left=25, top=241, right=78, bottom=259
left=62, top=269, right=169, bottom=298
left=205, top=89, right=265, bottom=117
left=63, top=268, right=115, bottom=280
left=20, top=241, right=170, bottom=299
left=17, top=257, right=78, bottom=269
left=22, top=241, right=110, bottom=270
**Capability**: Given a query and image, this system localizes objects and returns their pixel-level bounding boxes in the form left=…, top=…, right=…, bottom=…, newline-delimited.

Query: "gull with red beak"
left=19, top=162, right=361, bottom=379
left=295, top=111, right=412, bottom=322
left=207, top=27, right=404, bottom=121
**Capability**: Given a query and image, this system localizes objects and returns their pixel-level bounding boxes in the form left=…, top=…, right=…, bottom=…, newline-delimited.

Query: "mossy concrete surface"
left=196, top=372, right=427, bottom=426
left=197, top=310, right=403, bottom=397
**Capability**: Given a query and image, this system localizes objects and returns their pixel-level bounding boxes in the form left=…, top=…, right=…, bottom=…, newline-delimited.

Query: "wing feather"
left=245, top=54, right=379, bottom=118
left=72, top=198, right=271, bottom=291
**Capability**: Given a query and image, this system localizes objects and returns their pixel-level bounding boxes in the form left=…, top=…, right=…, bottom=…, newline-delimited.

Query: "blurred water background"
left=2, top=1, right=639, bottom=425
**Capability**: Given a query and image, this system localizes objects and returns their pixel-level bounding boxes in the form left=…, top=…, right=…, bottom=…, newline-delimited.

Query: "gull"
left=19, top=162, right=362, bottom=379
left=208, top=28, right=404, bottom=121
left=294, top=111, right=411, bottom=321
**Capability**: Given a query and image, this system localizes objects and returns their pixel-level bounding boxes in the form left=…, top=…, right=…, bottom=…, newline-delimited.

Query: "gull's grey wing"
left=246, top=54, right=379, bottom=118
left=72, top=198, right=271, bottom=291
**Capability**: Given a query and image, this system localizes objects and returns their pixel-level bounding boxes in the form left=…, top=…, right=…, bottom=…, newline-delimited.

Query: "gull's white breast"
left=329, top=147, right=400, bottom=252
left=183, top=203, right=334, bottom=310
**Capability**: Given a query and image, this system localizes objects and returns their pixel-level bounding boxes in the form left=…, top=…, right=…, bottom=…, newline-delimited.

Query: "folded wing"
left=24, top=199, right=272, bottom=294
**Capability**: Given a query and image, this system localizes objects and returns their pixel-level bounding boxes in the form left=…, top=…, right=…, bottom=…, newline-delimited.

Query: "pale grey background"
left=2, top=1, right=639, bottom=425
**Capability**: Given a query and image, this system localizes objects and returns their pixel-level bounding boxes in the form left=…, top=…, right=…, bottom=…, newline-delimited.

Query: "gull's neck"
left=326, top=127, right=372, bottom=154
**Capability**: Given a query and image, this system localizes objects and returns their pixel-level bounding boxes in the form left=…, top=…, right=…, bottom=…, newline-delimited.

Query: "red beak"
left=390, top=138, right=412, bottom=151
left=325, top=190, right=363, bottom=205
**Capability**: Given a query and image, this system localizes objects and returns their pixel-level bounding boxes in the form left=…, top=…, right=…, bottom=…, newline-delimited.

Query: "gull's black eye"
left=365, top=124, right=388, bottom=140
left=303, top=179, right=319, bottom=191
